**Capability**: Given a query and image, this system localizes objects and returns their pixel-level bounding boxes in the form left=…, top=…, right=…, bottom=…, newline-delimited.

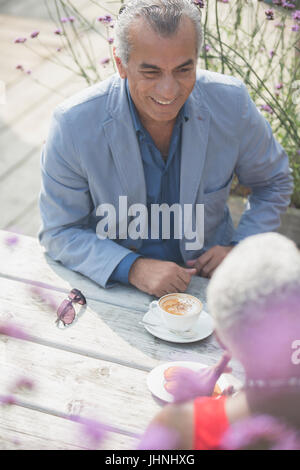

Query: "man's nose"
left=156, top=74, right=180, bottom=100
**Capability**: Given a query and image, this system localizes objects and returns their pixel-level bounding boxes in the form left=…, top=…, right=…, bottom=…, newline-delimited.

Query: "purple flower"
left=292, top=10, right=300, bottom=21
left=292, top=24, right=300, bottom=31
left=193, top=0, right=205, bottom=6
left=100, top=57, right=110, bottom=66
left=260, top=104, right=274, bottom=114
left=107, top=37, right=114, bottom=44
left=14, top=37, right=27, bottom=43
left=54, top=28, right=63, bottom=35
left=137, top=423, right=180, bottom=450
left=221, top=415, right=300, bottom=450
left=13, top=377, right=35, bottom=392
left=30, top=30, right=39, bottom=38
left=4, top=233, right=19, bottom=247
left=70, top=415, right=106, bottom=449
left=282, top=1, right=296, bottom=9
left=97, top=14, right=113, bottom=24
left=163, top=353, right=231, bottom=403
left=275, top=83, right=283, bottom=89
left=60, top=16, right=76, bottom=23
left=205, top=44, right=211, bottom=52
left=30, top=286, right=58, bottom=311
left=269, top=49, right=275, bottom=58
left=265, top=9, right=275, bottom=20
left=0, top=322, right=30, bottom=341
left=16, top=64, right=24, bottom=71
left=0, top=394, right=16, bottom=406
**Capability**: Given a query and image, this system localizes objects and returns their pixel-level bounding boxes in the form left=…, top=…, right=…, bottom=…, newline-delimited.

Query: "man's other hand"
left=128, top=258, right=197, bottom=297
left=186, top=245, right=233, bottom=278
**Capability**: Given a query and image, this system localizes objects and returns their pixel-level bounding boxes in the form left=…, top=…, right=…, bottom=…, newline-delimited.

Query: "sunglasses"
left=56, top=288, right=86, bottom=327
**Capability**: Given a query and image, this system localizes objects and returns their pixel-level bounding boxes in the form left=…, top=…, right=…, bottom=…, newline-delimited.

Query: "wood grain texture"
left=0, top=405, right=137, bottom=450
left=0, top=229, right=244, bottom=450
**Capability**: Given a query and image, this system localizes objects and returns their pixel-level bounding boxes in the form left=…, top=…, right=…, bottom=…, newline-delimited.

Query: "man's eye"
left=178, top=68, right=192, bottom=73
left=142, top=71, right=159, bottom=77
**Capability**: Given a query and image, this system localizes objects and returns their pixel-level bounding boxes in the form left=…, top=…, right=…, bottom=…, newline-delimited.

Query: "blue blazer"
left=39, top=70, right=293, bottom=288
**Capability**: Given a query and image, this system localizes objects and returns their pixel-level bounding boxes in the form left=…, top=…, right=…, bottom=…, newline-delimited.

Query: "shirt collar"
left=125, top=79, right=189, bottom=136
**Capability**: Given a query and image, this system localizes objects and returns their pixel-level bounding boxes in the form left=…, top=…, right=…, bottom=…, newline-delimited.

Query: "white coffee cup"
left=149, top=293, right=203, bottom=334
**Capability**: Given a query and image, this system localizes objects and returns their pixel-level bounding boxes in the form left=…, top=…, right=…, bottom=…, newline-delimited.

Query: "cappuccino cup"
left=149, top=293, right=203, bottom=334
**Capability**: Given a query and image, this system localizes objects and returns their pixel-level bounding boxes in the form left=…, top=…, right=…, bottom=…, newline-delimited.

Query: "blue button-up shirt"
left=110, top=80, right=189, bottom=284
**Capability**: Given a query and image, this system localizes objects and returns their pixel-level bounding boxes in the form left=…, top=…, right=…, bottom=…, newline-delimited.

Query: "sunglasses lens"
left=57, top=300, right=75, bottom=325
left=69, top=288, right=86, bottom=305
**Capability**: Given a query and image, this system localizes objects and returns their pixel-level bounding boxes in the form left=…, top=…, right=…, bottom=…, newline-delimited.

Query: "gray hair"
left=114, top=0, right=203, bottom=65
left=207, top=232, right=300, bottom=333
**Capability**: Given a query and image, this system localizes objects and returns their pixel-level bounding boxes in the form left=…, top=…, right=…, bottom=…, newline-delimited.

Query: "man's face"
left=115, top=16, right=198, bottom=127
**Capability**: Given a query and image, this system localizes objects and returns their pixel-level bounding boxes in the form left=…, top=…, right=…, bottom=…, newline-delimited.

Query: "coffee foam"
left=160, top=295, right=202, bottom=316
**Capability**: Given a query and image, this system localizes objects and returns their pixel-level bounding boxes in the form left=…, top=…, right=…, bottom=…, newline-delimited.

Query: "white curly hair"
left=207, top=232, right=300, bottom=333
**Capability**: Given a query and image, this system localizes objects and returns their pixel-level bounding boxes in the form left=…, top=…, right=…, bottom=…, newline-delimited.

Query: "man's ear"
left=113, top=46, right=127, bottom=79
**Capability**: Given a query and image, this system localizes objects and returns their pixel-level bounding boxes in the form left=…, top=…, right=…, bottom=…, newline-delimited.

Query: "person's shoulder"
left=53, top=73, right=120, bottom=121
left=191, top=69, right=247, bottom=118
left=195, top=69, right=244, bottom=92
left=193, top=69, right=246, bottom=105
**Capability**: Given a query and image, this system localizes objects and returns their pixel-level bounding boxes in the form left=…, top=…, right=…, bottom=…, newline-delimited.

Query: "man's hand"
left=128, top=258, right=197, bottom=297
left=186, top=245, right=233, bottom=278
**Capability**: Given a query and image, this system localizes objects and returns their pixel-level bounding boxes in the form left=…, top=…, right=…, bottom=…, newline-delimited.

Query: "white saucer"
left=147, top=361, right=242, bottom=403
left=142, top=306, right=214, bottom=343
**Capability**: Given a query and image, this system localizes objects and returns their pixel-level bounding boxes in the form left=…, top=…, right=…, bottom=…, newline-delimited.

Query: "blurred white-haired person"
left=139, top=233, right=300, bottom=450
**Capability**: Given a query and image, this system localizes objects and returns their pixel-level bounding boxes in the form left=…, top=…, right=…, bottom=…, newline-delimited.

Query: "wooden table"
left=0, top=230, right=243, bottom=450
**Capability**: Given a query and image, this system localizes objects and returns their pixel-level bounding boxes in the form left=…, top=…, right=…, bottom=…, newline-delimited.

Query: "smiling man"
left=39, top=0, right=293, bottom=297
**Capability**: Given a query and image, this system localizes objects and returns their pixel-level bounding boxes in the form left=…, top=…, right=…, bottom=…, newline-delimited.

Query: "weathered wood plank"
left=0, top=275, right=216, bottom=370
left=0, top=12, right=71, bottom=85
left=0, top=231, right=209, bottom=313
left=0, top=268, right=244, bottom=380
left=5, top=199, right=41, bottom=238
left=0, top=56, right=86, bottom=133
left=0, top=78, right=89, bottom=229
left=0, top=74, right=85, bottom=178
left=0, top=333, right=161, bottom=434
left=0, top=277, right=157, bottom=370
left=0, top=405, right=136, bottom=450
left=0, top=152, right=42, bottom=230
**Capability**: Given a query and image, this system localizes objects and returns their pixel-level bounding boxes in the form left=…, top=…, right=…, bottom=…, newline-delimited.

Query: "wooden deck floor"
left=0, top=0, right=120, bottom=237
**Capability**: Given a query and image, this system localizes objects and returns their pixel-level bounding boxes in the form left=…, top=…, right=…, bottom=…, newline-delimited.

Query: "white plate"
left=142, top=306, right=214, bottom=343
left=147, top=361, right=242, bottom=403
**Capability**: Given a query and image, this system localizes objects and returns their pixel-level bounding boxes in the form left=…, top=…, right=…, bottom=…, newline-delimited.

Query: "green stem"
left=215, top=0, right=224, bottom=74
left=206, top=30, right=299, bottom=143
left=54, top=0, right=92, bottom=84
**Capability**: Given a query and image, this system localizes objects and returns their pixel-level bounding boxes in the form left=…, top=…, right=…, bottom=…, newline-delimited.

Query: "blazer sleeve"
left=232, top=83, right=294, bottom=243
left=38, top=106, right=135, bottom=288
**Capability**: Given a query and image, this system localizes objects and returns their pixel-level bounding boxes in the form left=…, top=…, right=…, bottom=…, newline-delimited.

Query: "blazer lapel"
left=180, top=94, right=210, bottom=208
left=103, top=74, right=210, bottom=215
left=103, top=76, right=146, bottom=207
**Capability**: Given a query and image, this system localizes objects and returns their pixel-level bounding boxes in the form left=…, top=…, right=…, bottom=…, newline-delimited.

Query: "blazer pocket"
left=202, top=176, right=233, bottom=231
